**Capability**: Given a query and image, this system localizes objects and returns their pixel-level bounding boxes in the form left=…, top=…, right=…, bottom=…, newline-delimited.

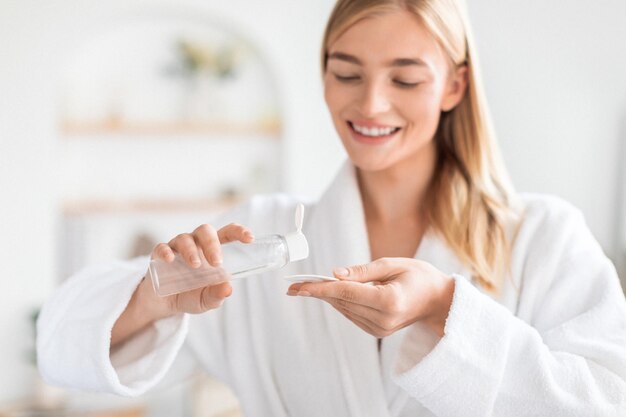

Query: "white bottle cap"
left=284, top=203, right=309, bottom=262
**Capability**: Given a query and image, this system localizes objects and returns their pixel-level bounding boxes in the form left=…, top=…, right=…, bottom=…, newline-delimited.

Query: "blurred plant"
left=27, top=306, right=69, bottom=410
left=130, top=232, right=157, bottom=258
left=164, top=37, right=247, bottom=80
left=27, top=307, right=40, bottom=366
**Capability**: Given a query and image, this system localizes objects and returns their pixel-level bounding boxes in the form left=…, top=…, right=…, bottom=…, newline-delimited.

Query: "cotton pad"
left=284, top=274, right=339, bottom=283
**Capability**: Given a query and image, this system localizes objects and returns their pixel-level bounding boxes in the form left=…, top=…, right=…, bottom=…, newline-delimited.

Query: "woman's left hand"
left=287, top=258, right=455, bottom=337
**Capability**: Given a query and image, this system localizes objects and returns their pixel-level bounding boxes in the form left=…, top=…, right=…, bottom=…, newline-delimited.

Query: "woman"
left=37, top=0, right=626, bottom=416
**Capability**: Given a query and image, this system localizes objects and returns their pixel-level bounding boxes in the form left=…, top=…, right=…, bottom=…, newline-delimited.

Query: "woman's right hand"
left=151, top=222, right=255, bottom=315
left=112, top=222, right=254, bottom=349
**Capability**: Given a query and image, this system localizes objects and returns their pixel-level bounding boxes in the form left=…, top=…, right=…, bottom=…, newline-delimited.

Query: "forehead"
left=328, top=10, right=443, bottom=66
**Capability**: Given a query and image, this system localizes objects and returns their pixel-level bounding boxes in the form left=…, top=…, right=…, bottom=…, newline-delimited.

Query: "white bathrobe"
left=37, top=162, right=626, bottom=417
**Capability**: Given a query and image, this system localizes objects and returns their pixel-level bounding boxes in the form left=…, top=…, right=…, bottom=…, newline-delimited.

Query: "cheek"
left=324, top=81, right=347, bottom=119
left=402, top=86, right=444, bottom=132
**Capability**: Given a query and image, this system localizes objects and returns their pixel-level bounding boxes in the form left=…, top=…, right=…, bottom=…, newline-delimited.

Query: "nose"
left=357, top=80, right=391, bottom=116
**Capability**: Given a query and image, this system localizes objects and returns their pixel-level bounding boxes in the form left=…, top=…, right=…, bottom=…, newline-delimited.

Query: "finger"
left=287, top=279, right=336, bottom=293
left=295, top=281, right=390, bottom=310
left=343, top=312, right=378, bottom=335
left=320, top=296, right=381, bottom=322
left=333, top=257, right=403, bottom=283
left=330, top=301, right=384, bottom=337
left=200, top=283, right=233, bottom=311
left=217, top=223, right=254, bottom=244
left=168, top=234, right=202, bottom=268
left=169, top=282, right=232, bottom=314
left=330, top=298, right=398, bottom=337
left=212, top=281, right=233, bottom=298
left=287, top=282, right=305, bottom=293
left=153, top=243, right=175, bottom=262
left=192, top=224, right=223, bottom=267
left=325, top=297, right=403, bottom=336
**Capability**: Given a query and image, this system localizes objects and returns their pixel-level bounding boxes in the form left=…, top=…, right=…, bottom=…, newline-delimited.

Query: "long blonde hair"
left=322, top=0, right=522, bottom=292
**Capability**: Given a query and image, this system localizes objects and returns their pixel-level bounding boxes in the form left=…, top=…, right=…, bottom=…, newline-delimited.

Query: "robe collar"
left=306, top=160, right=473, bottom=416
left=309, top=160, right=473, bottom=277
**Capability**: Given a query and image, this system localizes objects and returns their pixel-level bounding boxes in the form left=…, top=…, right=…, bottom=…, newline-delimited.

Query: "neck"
left=357, top=142, right=437, bottom=224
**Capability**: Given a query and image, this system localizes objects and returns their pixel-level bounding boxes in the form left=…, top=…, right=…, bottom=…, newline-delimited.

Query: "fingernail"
left=334, top=267, right=349, bottom=277
left=191, top=257, right=201, bottom=267
left=297, top=291, right=311, bottom=297
left=286, top=289, right=298, bottom=296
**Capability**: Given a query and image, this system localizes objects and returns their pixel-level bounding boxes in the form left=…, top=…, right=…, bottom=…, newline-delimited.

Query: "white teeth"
left=352, top=123, right=398, bottom=137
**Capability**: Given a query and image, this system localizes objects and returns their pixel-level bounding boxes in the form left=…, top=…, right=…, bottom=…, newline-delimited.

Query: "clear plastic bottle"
left=149, top=204, right=309, bottom=297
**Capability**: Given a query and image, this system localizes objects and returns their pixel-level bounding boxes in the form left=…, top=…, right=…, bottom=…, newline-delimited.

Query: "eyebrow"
left=327, top=51, right=428, bottom=68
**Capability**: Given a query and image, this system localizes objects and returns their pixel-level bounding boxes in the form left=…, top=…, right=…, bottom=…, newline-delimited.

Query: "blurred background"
left=0, top=0, right=625, bottom=416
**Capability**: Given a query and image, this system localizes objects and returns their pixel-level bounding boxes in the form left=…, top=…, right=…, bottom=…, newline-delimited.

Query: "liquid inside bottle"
left=149, top=235, right=289, bottom=297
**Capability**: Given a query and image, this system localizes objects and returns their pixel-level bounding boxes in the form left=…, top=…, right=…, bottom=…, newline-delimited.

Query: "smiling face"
left=324, top=10, right=467, bottom=173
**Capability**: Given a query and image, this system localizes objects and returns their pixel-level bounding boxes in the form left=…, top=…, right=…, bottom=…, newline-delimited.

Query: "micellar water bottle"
left=149, top=204, right=309, bottom=297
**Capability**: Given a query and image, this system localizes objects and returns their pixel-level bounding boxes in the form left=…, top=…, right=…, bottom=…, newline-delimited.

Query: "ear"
left=440, top=64, right=468, bottom=112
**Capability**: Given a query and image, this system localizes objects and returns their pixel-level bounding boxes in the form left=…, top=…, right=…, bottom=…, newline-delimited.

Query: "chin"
left=345, top=151, right=396, bottom=173
left=339, top=131, right=404, bottom=173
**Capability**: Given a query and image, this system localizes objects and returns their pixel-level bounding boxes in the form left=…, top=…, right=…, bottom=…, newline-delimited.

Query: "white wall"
left=1, top=0, right=625, bottom=403
left=0, top=0, right=339, bottom=402
left=467, top=1, right=626, bottom=258
left=0, top=1, right=60, bottom=402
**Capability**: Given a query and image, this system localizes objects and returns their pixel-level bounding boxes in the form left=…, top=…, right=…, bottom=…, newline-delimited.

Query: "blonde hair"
left=322, top=0, right=522, bottom=292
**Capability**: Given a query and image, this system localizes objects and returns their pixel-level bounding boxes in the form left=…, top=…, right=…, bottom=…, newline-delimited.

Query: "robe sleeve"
left=393, top=198, right=626, bottom=416
left=36, top=255, right=193, bottom=396
left=36, top=200, right=256, bottom=397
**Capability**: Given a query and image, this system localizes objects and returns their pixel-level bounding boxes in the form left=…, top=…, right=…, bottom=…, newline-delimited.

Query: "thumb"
left=333, top=257, right=400, bottom=283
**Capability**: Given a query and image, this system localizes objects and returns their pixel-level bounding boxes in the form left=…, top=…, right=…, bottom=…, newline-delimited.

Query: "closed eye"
left=393, top=80, right=420, bottom=88
left=333, top=73, right=420, bottom=89
left=333, top=73, right=361, bottom=83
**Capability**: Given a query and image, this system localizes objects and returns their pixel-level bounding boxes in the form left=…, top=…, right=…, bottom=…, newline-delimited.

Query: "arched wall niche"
left=60, top=8, right=283, bottom=135
left=58, top=8, right=285, bottom=291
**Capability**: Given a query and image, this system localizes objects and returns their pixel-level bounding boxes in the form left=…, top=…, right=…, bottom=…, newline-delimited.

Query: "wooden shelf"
left=0, top=405, right=144, bottom=417
left=62, top=197, right=242, bottom=216
left=59, top=120, right=282, bottom=138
